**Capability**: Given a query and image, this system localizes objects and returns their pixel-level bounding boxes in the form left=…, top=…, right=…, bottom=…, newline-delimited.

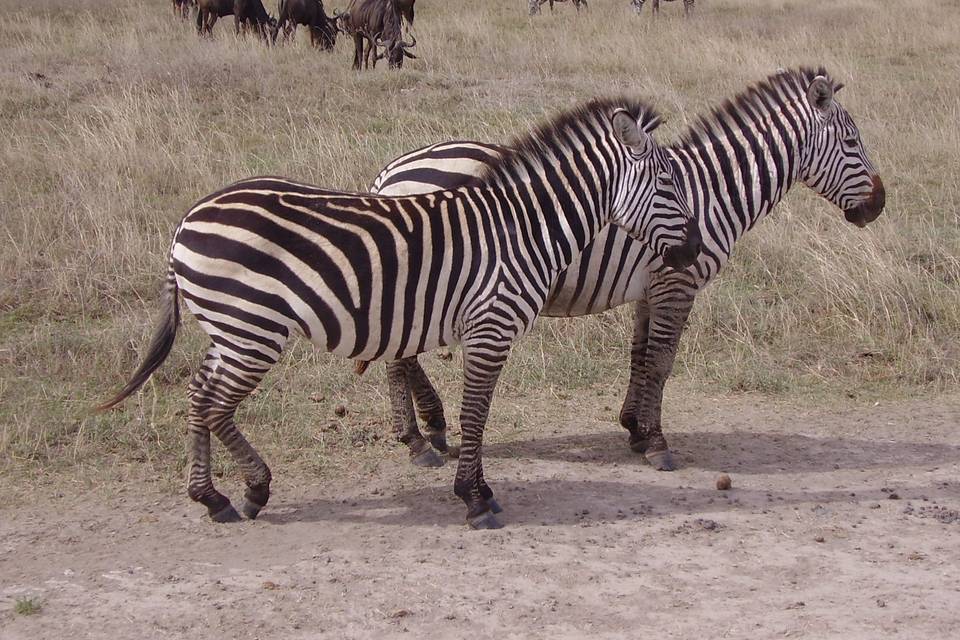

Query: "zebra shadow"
left=479, top=429, right=960, bottom=475
left=259, top=474, right=956, bottom=529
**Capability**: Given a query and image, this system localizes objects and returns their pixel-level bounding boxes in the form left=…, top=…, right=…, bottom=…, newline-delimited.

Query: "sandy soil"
left=2, top=392, right=959, bottom=639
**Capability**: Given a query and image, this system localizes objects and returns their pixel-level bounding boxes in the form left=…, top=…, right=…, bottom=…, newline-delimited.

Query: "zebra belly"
left=541, top=225, right=653, bottom=318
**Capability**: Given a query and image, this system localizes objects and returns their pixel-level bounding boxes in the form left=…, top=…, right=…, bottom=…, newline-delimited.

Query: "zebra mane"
left=478, top=97, right=662, bottom=184
left=676, top=66, right=840, bottom=149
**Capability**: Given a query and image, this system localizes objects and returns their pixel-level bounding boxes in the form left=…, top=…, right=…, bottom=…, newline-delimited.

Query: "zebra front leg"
left=619, top=302, right=651, bottom=448
left=386, top=360, right=444, bottom=468
left=454, top=341, right=508, bottom=529
left=404, top=356, right=450, bottom=454
left=631, top=289, right=694, bottom=471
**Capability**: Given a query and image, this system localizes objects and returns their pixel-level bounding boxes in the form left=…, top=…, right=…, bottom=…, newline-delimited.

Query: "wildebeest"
left=196, top=0, right=277, bottom=41
left=173, top=0, right=197, bottom=19
left=395, top=0, right=414, bottom=26
left=373, top=33, right=416, bottom=69
left=340, top=0, right=416, bottom=70
left=543, top=0, right=588, bottom=11
left=631, top=0, right=694, bottom=16
left=530, top=0, right=587, bottom=14
left=272, top=0, right=338, bottom=49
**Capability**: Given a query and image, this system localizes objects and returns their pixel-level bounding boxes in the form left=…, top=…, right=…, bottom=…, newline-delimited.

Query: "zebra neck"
left=675, top=101, right=812, bottom=256
left=490, top=156, right=611, bottom=282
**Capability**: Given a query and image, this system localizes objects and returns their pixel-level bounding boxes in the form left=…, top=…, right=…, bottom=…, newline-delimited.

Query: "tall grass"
left=1, top=0, right=958, bottom=483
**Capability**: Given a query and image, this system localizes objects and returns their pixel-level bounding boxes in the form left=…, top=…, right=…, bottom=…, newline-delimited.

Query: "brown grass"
left=1, top=0, right=958, bottom=487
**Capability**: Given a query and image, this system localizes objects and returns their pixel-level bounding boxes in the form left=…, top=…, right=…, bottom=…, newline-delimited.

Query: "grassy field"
left=1, top=0, right=958, bottom=489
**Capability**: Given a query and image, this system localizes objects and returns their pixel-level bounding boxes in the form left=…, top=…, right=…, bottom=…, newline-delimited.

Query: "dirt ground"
left=2, top=391, right=959, bottom=639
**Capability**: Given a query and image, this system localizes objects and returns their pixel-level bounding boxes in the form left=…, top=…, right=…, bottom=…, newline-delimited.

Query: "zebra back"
left=371, top=141, right=508, bottom=195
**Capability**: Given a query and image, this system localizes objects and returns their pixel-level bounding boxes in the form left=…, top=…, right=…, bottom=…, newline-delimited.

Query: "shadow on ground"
left=479, top=429, right=960, bottom=474
left=258, top=428, right=959, bottom=529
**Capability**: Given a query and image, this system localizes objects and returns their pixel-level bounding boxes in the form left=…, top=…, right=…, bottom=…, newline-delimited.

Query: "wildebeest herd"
left=176, top=0, right=416, bottom=69
left=100, top=4, right=885, bottom=530
left=175, top=0, right=694, bottom=71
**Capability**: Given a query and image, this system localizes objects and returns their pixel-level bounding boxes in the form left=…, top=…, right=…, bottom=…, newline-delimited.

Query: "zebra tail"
left=95, top=265, right=181, bottom=412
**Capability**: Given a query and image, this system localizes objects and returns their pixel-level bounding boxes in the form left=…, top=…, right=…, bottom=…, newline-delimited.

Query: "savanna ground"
left=1, top=0, right=959, bottom=637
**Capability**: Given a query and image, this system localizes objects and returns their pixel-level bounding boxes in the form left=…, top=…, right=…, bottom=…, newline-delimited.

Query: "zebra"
left=97, top=97, right=703, bottom=529
left=631, top=0, right=694, bottom=16
left=370, top=68, right=886, bottom=472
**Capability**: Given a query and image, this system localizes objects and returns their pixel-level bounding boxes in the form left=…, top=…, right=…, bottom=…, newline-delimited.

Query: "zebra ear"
left=611, top=109, right=653, bottom=158
left=807, top=75, right=835, bottom=115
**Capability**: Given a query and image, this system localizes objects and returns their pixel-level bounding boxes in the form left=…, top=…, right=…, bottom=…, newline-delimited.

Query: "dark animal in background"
left=173, top=0, right=197, bottom=19
left=631, top=0, right=694, bottom=16
left=340, top=0, right=416, bottom=70
left=196, top=0, right=277, bottom=41
left=272, top=0, right=338, bottom=49
left=375, top=33, right=416, bottom=69
left=542, top=0, right=588, bottom=11
left=396, top=0, right=415, bottom=26
left=530, top=0, right=586, bottom=14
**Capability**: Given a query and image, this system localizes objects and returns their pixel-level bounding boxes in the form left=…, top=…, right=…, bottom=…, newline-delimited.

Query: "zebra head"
left=609, top=108, right=701, bottom=270
left=801, top=75, right=885, bottom=228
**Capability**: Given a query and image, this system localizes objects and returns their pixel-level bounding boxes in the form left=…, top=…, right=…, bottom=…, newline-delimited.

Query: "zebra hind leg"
left=454, top=340, right=508, bottom=529
left=405, top=356, right=451, bottom=455
left=187, top=347, right=277, bottom=522
left=184, top=346, right=239, bottom=522
left=386, top=360, right=444, bottom=468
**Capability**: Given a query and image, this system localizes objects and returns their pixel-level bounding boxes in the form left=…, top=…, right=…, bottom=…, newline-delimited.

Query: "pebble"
left=716, top=474, right=732, bottom=490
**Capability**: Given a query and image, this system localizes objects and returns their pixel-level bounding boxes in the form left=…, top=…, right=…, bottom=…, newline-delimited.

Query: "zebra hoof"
left=428, top=433, right=449, bottom=454
left=411, top=448, right=445, bottom=468
left=628, top=436, right=649, bottom=454
left=446, top=444, right=461, bottom=459
left=468, top=511, right=503, bottom=530
left=646, top=449, right=676, bottom=471
left=241, top=499, right=265, bottom=520
left=210, top=504, right=243, bottom=523
left=488, top=498, right=503, bottom=514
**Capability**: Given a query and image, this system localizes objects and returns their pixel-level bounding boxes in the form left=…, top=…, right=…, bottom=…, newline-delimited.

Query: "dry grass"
left=1, top=0, right=958, bottom=487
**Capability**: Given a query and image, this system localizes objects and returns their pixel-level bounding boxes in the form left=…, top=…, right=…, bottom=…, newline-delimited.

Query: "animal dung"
left=334, top=405, right=348, bottom=417
left=716, top=474, right=732, bottom=490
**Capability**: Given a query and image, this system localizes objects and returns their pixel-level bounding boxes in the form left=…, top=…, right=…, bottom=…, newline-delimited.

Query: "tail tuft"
left=95, top=268, right=180, bottom=413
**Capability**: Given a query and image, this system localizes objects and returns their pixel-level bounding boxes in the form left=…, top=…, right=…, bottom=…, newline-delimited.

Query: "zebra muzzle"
left=662, top=218, right=702, bottom=270
left=843, top=175, right=885, bottom=228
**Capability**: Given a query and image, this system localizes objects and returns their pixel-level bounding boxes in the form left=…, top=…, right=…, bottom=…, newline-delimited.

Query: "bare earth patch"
left=2, top=391, right=959, bottom=639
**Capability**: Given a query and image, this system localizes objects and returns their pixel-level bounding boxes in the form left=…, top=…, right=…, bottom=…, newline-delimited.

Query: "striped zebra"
left=631, top=0, right=694, bottom=16
left=371, top=68, right=886, bottom=471
left=97, top=98, right=702, bottom=529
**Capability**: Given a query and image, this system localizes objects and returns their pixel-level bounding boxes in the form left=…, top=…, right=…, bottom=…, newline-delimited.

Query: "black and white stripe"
left=370, top=140, right=509, bottom=195
left=372, top=68, right=885, bottom=470
left=98, top=98, right=701, bottom=527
